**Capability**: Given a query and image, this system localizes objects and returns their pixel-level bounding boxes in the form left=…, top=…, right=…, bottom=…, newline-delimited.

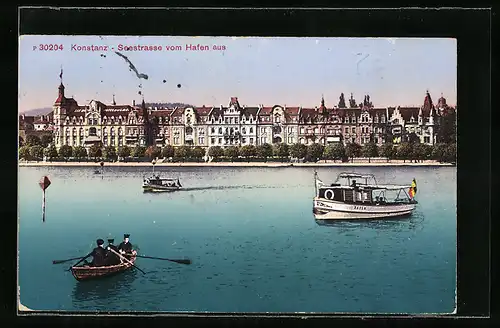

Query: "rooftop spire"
left=112, top=93, right=116, bottom=105
left=59, top=66, right=63, bottom=84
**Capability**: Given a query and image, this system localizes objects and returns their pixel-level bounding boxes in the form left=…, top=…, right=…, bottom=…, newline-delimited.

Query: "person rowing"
left=86, top=239, right=107, bottom=267
left=105, top=238, right=121, bottom=265
left=118, top=234, right=137, bottom=260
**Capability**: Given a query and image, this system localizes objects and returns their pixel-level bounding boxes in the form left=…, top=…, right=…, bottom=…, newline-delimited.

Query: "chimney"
left=133, top=100, right=136, bottom=106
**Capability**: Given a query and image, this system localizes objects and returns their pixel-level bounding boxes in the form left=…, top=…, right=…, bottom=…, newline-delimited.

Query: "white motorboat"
left=313, top=171, right=418, bottom=220
left=142, top=175, right=182, bottom=192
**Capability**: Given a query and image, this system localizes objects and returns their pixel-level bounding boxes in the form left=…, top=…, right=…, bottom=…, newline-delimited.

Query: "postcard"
left=18, top=35, right=457, bottom=314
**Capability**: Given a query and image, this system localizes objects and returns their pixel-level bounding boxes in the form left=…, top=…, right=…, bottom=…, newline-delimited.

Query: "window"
left=89, top=127, right=97, bottom=136
left=345, top=127, right=348, bottom=133
left=235, top=117, right=239, bottom=124
left=424, top=136, right=430, bottom=143
left=352, top=127, right=355, bottom=133
left=218, top=127, right=223, bottom=134
left=242, top=127, right=246, bottom=134
left=211, top=137, right=216, bottom=144
left=118, top=139, right=123, bottom=146
left=288, top=137, right=293, bottom=144
left=211, top=127, right=215, bottom=134
left=218, top=138, right=222, bottom=144
left=242, top=137, right=246, bottom=144
left=174, top=137, right=179, bottom=144
left=198, top=137, right=204, bottom=144
left=249, top=138, right=254, bottom=144
left=111, top=138, right=115, bottom=146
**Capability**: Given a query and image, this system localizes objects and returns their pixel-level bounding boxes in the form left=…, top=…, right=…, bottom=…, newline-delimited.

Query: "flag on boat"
left=315, top=172, right=325, bottom=190
left=408, top=178, right=417, bottom=198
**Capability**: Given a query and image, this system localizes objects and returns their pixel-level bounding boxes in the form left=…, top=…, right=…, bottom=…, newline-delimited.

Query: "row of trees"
left=18, top=142, right=457, bottom=163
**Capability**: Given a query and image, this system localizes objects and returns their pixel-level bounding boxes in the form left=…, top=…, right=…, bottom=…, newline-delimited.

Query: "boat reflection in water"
left=71, top=269, right=138, bottom=309
left=315, top=211, right=425, bottom=233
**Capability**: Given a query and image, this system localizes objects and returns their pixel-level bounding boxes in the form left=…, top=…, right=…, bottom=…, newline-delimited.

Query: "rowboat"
left=70, top=256, right=137, bottom=281
left=313, top=172, right=418, bottom=220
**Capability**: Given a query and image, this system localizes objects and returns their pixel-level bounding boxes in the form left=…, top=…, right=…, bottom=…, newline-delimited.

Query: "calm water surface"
left=18, top=166, right=456, bottom=313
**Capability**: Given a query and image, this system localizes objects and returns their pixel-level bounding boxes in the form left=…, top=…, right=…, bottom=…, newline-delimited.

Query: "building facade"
left=20, top=82, right=455, bottom=151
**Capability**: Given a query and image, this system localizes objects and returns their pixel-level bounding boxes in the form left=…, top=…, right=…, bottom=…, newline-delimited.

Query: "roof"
left=397, top=107, right=420, bottom=121
left=195, top=106, right=212, bottom=116
left=258, top=107, right=273, bottom=115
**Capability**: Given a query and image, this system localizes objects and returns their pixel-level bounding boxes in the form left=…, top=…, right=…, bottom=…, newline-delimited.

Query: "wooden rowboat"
left=70, top=256, right=137, bottom=281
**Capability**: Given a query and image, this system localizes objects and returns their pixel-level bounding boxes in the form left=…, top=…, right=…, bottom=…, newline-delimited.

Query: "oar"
left=109, top=248, right=146, bottom=275
left=126, top=254, right=191, bottom=265
left=66, top=252, right=92, bottom=271
left=53, top=256, right=86, bottom=264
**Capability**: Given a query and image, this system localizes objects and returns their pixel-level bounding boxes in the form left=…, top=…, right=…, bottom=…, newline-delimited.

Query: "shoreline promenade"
left=18, top=160, right=453, bottom=167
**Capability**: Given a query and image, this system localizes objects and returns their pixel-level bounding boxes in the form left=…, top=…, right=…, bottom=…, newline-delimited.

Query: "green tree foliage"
left=19, top=136, right=24, bottom=147
left=431, top=143, right=448, bottom=162
left=73, top=146, right=88, bottom=160
left=306, top=143, right=324, bottom=162
left=145, top=145, right=161, bottom=159
left=132, top=145, right=146, bottom=158
left=26, top=135, right=41, bottom=147
left=207, top=146, right=224, bottom=161
left=395, top=143, right=413, bottom=162
left=58, top=145, right=73, bottom=161
left=173, top=145, right=192, bottom=161
left=239, top=144, right=257, bottom=161
left=103, top=146, right=117, bottom=161
left=380, top=143, right=395, bottom=162
left=88, top=144, right=103, bottom=159
left=118, top=146, right=131, bottom=158
left=444, top=143, right=457, bottom=163
left=289, top=143, right=307, bottom=160
left=40, top=134, right=53, bottom=147
left=412, top=143, right=432, bottom=162
left=19, top=145, right=31, bottom=160
left=192, top=146, right=207, bottom=162
left=273, top=143, right=289, bottom=161
left=29, top=145, right=44, bottom=161
left=256, top=143, right=273, bottom=161
left=43, top=144, right=58, bottom=161
left=361, top=142, right=379, bottom=163
left=345, top=142, right=362, bottom=162
left=323, top=143, right=345, bottom=162
left=437, top=111, right=457, bottom=143
left=224, top=146, right=240, bottom=162
left=161, top=145, right=174, bottom=159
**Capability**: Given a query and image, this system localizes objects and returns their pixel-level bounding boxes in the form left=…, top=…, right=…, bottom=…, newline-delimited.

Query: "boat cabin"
left=144, top=176, right=180, bottom=187
left=316, top=172, right=416, bottom=205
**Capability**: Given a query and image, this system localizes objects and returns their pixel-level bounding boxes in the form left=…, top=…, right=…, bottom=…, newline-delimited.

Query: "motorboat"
left=142, top=175, right=182, bottom=192
left=313, top=171, right=418, bottom=220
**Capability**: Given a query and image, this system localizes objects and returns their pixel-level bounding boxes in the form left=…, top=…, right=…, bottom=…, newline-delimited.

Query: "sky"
left=18, top=36, right=457, bottom=113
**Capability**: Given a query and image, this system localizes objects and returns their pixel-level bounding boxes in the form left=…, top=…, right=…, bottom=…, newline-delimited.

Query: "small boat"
left=313, top=172, right=418, bottom=220
left=93, top=169, right=101, bottom=174
left=142, top=175, right=182, bottom=192
left=71, top=256, right=137, bottom=281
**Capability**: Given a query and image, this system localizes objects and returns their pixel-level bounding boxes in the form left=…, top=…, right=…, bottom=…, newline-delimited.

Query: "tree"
left=437, top=111, right=457, bottom=143
left=256, top=143, right=273, bottom=162
left=273, top=143, right=289, bottom=161
left=289, top=143, right=307, bottom=160
left=132, top=145, right=146, bottom=158
left=43, top=144, right=58, bottom=161
left=88, top=143, right=103, bottom=160
left=345, top=142, right=361, bottom=162
left=444, top=143, right=457, bottom=163
left=29, top=145, right=44, bottom=161
left=192, top=146, right=206, bottom=162
left=26, top=135, right=41, bottom=147
left=19, top=145, right=31, bottom=160
left=431, top=143, right=448, bottom=162
left=207, top=146, right=224, bottom=162
left=412, top=143, right=432, bottom=162
left=224, top=146, right=240, bottom=162
left=118, top=145, right=131, bottom=159
left=173, top=146, right=192, bottom=162
left=161, top=145, right=174, bottom=159
left=103, top=146, right=117, bottom=161
left=323, top=143, right=345, bottom=162
left=361, top=142, right=378, bottom=163
left=59, top=145, right=73, bottom=161
left=239, top=144, right=257, bottom=161
left=145, top=145, right=161, bottom=159
left=380, top=143, right=395, bottom=162
left=40, top=134, right=53, bottom=147
left=306, top=143, right=324, bottom=162
left=19, top=136, right=24, bottom=147
left=73, top=146, right=88, bottom=161
left=396, top=143, right=413, bottom=163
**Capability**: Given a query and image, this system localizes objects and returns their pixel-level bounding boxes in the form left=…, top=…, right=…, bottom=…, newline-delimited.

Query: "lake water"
left=18, top=165, right=457, bottom=314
